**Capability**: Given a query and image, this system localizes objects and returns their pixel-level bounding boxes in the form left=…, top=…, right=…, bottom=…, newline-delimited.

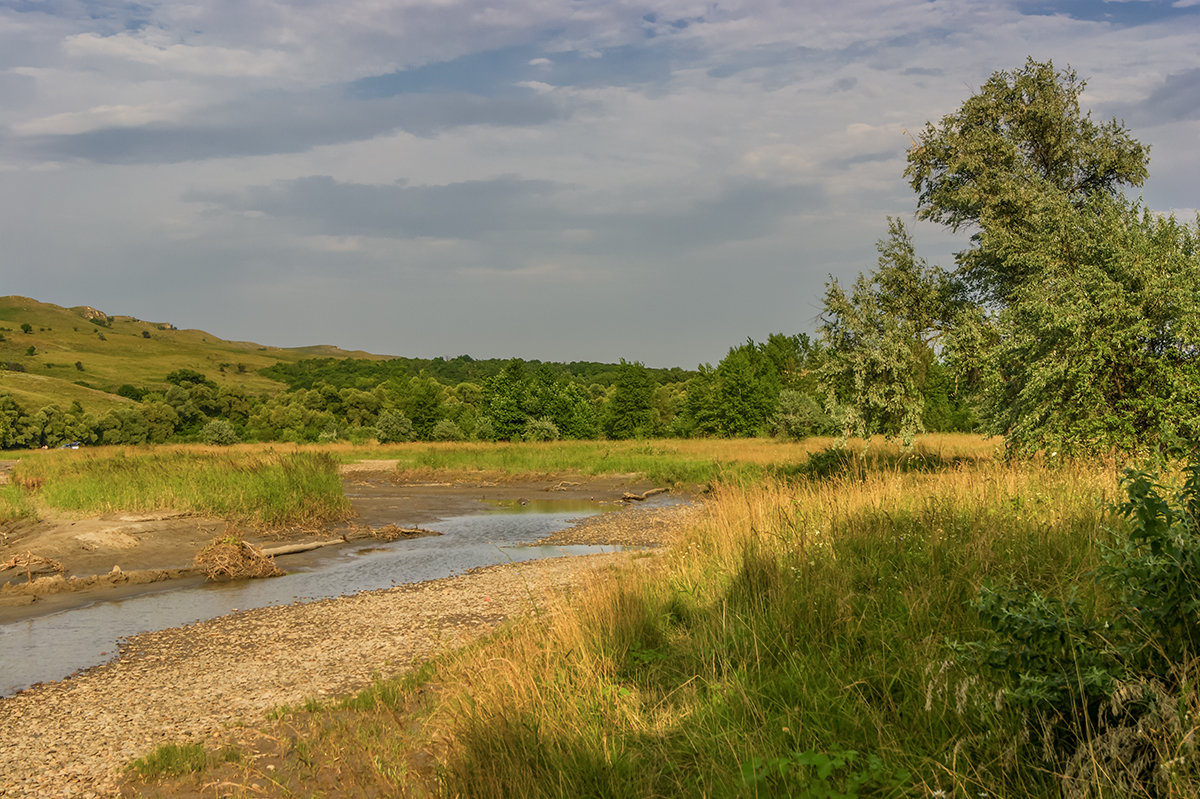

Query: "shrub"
left=473, top=417, right=497, bottom=442
left=20, top=323, right=31, bottom=334
left=376, top=410, right=415, bottom=443
left=523, top=416, right=560, bottom=442
left=116, top=384, right=145, bottom=401
left=954, top=458, right=1200, bottom=788
left=430, top=419, right=465, bottom=441
left=772, top=389, right=833, bottom=439
left=200, top=419, right=239, bottom=446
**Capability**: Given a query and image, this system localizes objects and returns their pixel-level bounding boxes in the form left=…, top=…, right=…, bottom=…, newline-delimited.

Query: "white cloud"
left=1, top=0, right=1198, bottom=365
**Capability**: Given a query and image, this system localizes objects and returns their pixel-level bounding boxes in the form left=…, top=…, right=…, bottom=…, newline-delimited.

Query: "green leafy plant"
left=741, top=748, right=911, bottom=798
left=956, top=457, right=1200, bottom=779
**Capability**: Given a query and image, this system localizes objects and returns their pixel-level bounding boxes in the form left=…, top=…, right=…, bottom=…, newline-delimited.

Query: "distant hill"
left=0, top=296, right=386, bottom=412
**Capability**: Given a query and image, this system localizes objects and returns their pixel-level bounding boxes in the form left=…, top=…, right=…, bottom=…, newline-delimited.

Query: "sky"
left=1, top=1, right=1198, bottom=368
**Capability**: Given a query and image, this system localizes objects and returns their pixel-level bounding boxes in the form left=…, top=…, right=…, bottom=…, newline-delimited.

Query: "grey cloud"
left=188, top=175, right=821, bottom=257
left=591, top=180, right=824, bottom=255
left=835, top=149, right=900, bottom=169
left=189, top=175, right=566, bottom=239
left=1133, top=68, right=1200, bottom=124
left=0, top=71, right=36, bottom=107
left=11, top=89, right=567, bottom=164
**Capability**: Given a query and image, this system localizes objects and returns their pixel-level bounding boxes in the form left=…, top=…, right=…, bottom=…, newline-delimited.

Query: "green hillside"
left=0, top=296, right=384, bottom=412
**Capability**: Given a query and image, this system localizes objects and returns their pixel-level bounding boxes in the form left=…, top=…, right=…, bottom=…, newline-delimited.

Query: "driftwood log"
left=262, top=525, right=438, bottom=558
left=261, top=539, right=345, bottom=557
left=621, top=487, right=669, bottom=502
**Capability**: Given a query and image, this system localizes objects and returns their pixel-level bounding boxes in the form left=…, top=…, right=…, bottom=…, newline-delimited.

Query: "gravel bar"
left=0, top=552, right=641, bottom=798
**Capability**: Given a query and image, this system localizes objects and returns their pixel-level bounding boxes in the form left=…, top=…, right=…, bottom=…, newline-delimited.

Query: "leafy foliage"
left=820, top=58, right=1199, bottom=454
left=819, top=218, right=962, bottom=442
left=906, top=57, right=1149, bottom=306
left=956, top=458, right=1200, bottom=775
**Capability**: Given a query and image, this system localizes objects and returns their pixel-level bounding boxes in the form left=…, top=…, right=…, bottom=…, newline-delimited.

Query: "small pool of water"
left=0, top=505, right=624, bottom=697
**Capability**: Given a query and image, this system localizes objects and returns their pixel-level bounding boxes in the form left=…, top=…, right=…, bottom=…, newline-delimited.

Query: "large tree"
left=905, top=58, right=1150, bottom=306
left=824, top=58, right=1200, bottom=454
left=819, top=217, right=960, bottom=442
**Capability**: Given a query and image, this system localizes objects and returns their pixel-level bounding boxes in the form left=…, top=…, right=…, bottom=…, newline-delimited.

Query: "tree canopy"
left=822, top=58, right=1200, bottom=455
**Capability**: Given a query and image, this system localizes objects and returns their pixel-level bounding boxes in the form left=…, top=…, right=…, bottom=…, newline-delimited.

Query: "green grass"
left=0, top=295, right=384, bottom=412
left=127, top=742, right=241, bottom=780
left=328, top=434, right=997, bottom=489
left=0, top=481, right=36, bottom=525
left=393, top=441, right=739, bottom=486
left=12, top=446, right=352, bottom=527
left=420, top=461, right=1121, bottom=798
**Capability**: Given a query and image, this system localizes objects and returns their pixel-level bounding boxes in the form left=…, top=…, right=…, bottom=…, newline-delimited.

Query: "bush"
left=20, top=323, right=31, bottom=334
left=523, top=416, right=560, bottom=442
left=473, top=417, right=497, bottom=442
left=116, top=384, right=145, bottom=401
left=200, top=419, right=239, bottom=446
left=376, top=410, right=415, bottom=443
left=430, top=419, right=465, bottom=441
left=954, top=459, right=1200, bottom=788
left=772, top=390, right=833, bottom=439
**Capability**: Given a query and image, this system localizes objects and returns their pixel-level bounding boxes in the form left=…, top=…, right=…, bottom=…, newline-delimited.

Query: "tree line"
left=0, top=333, right=972, bottom=449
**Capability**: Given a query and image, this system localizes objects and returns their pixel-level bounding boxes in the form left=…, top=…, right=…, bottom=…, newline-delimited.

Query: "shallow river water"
left=0, top=502, right=627, bottom=696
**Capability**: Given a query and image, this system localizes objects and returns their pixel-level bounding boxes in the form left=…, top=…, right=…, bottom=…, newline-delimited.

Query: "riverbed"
left=0, top=497, right=652, bottom=696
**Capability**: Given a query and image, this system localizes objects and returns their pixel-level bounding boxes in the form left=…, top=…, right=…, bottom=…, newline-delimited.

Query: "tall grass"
left=425, top=459, right=1122, bottom=797
left=128, top=447, right=1166, bottom=798
left=12, top=446, right=351, bottom=527
left=0, top=481, right=36, bottom=525
left=334, top=434, right=998, bottom=487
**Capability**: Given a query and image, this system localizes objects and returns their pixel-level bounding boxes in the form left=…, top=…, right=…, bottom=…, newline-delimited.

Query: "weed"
left=126, top=743, right=209, bottom=778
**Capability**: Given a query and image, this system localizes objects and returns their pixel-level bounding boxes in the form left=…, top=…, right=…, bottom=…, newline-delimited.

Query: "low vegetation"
left=8, top=447, right=351, bottom=527
left=121, top=439, right=1200, bottom=798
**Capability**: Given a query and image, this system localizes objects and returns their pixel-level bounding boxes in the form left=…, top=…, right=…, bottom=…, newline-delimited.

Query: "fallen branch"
left=621, top=487, right=669, bottom=502
left=0, top=551, right=65, bottom=582
left=261, top=539, right=345, bottom=557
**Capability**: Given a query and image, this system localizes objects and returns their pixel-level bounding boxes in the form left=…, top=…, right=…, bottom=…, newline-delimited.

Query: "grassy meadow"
left=116, top=434, right=1200, bottom=798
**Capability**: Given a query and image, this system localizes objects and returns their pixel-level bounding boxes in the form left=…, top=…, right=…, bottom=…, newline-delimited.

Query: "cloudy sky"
left=2, top=0, right=1198, bottom=367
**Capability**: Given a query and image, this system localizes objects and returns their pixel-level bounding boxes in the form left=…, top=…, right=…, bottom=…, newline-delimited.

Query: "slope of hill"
left=0, top=296, right=385, bottom=412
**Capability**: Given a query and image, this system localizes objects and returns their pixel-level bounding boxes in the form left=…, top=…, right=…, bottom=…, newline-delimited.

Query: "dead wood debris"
left=194, top=536, right=284, bottom=582
left=621, top=487, right=669, bottom=502
left=0, top=551, right=65, bottom=582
